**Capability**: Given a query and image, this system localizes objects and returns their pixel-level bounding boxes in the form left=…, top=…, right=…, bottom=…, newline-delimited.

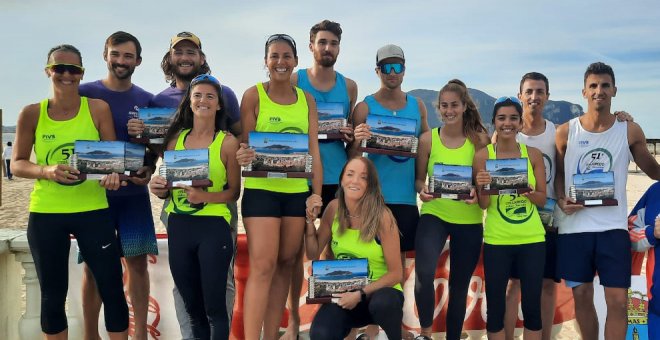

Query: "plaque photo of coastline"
left=571, top=171, right=617, bottom=206
left=124, top=142, right=145, bottom=172
left=484, top=158, right=530, bottom=194
left=539, top=198, right=557, bottom=227
left=73, top=140, right=125, bottom=177
left=135, top=107, right=176, bottom=143
left=163, top=149, right=210, bottom=187
left=317, top=102, right=346, bottom=139
left=307, top=258, right=370, bottom=304
left=244, top=131, right=312, bottom=177
left=430, top=164, right=473, bottom=199
left=360, top=114, right=418, bottom=157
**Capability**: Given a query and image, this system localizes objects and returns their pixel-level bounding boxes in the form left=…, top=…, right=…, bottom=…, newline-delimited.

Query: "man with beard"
left=150, top=31, right=241, bottom=339
left=352, top=44, right=429, bottom=339
left=280, top=20, right=357, bottom=340
left=79, top=31, right=157, bottom=340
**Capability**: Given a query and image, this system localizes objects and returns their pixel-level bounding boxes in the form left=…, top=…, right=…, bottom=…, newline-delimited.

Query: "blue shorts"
left=557, top=229, right=631, bottom=288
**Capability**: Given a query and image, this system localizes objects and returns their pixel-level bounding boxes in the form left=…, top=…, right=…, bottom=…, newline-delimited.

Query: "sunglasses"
left=191, top=74, right=221, bottom=86
left=494, top=96, right=522, bottom=106
left=266, top=34, right=297, bottom=50
left=46, top=63, right=85, bottom=75
left=379, top=63, right=405, bottom=74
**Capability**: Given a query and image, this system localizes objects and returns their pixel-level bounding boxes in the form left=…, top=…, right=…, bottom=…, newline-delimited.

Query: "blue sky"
left=2, top=0, right=659, bottom=137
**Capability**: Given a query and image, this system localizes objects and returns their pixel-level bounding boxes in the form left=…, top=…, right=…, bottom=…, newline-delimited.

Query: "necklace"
left=348, top=213, right=360, bottom=218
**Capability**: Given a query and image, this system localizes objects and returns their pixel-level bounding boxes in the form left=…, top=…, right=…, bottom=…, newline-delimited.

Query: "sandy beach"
left=0, top=161, right=657, bottom=339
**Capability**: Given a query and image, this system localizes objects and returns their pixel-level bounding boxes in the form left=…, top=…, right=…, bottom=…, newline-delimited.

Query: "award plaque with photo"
left=124, top=142, right=146, bottom=176
left=131, top=107, right=176, bottom=144
left=317, top=102, right=347, bottom=140
left=70, top=140, right=130, bottom=180
left=482, top=158, right=531, bottom=195
left=160, top=148, right=212, bottom=188
left=242, top=131, right=313, bottom=179
left=568, top=171, right=618, bottom=207
left=358, top=114, right=418, bottom=158
left=429, top=163, right=474, bottom=200
left=307, top=258, right=370, bottom=304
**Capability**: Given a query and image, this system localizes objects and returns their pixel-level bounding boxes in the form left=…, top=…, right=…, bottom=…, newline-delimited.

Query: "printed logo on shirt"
left=45, top=142, right=83, bottom=186
left=578, top=140, right=589, bottom=147
left=42, top=134, right=56, bottom=142
left=270, top=116, right=282, bottom=124
left=543, top=153, right=553, bottom=184
left=497, top=194, right=535, bottom=224
left=171, top=188, right=204, bottom=214
left=278, top=126, right=305, bottom=134
left=577, top=148, right=613, bottom=174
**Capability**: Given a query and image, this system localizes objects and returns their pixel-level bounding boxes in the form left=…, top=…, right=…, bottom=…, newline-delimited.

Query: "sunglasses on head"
left=494, top=96, right=522, bottom=106
left=379, top=63, right=405, bottom=74
left=266, top=34, right=297, bottom=49
left=46, top=63, right=85, bottom=75
left=190, top=74, right=222, bottom=92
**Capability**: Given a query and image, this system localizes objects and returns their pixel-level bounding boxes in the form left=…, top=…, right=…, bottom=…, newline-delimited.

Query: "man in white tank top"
left=555, top=62, right=660, bottom=340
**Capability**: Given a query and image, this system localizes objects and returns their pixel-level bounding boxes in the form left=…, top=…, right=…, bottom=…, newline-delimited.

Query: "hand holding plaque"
left=130, top=107, right=176, bottom=144
left=429, top=164, right=474, bottom=200
left=241, top=131, right=313, bottom=179
left=70, top=141, right=146, bottom=181
left=317, top=102, right=348, bottom=140
left=481, top=158, right=532, bottom=195
left=160, top=149, right=213, bottom=189
left=307, top=258, right=369, bottom=304
left=567, top=172, right=618, bottom=207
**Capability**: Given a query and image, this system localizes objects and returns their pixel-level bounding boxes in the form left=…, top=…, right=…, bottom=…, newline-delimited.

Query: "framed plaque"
left=307, top=258, right=369, bottom=304
left=124, top=142, right=146, bottom=177
left=161, top=148, right=212, bottom=188
left=539, top=198, right=557, bottom=227
left=429, top=164, right=474, bottom=200
left=242, top=131, right=313, bottom=179
left=482, top=158, right=531, bottom=195
left=71, top=140, right=132, bottom=180
left=317, top=102, right=347, bottom=140
left=568, top=172, right=618, bottom=207
left=130, top=107, right=176, bottom=144
left=358, top=114, right=418, bottom=158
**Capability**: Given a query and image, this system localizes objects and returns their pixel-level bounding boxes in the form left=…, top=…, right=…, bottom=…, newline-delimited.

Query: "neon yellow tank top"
left=244, top=82, right=310, bottom=193
left=30, top=97, right=108, bottom=213
left=165, top=129, right=231, bottom=223
left=484, top=143, right=545, bottom=245
left=420, top=128, right=483, bottom=224
left=330, top=218, right=402, bottom=291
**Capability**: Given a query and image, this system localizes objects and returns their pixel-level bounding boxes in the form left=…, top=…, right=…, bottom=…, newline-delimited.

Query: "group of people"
left=8, top=18, right=660, bottom=340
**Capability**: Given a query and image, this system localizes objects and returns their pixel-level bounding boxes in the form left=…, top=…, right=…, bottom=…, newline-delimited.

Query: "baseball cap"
left=376, top=44, right=405, bottom=64
left=170, top=31, right=201, bottom=49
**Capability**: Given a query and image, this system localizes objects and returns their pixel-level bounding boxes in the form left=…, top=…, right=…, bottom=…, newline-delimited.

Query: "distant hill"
left=2, top=125, right=16, bottom=133
left=407, top=89, right=583, bottom=130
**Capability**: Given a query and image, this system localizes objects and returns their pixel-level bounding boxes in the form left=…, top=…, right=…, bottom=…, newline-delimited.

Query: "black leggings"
left=310, top=287, right=404, bottom=339
left=483, top=242, right=545, bottom=333
left=168, top=213, right=233, bottom=340
left=414, top=214, right=483, bottom=339
left=27, top=209, right=127, bottom=334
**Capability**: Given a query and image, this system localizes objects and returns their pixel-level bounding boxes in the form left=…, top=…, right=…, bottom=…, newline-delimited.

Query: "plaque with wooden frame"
left=429, top=163, right=474, bottom=200
left=70, top=140, right=134, bottom=180
left=317, top=102, right=347, bottom=140
left=306, top=258, right=369, bottom=304
left=482, top=158, right=532, bottom=195
left=568, top=172, right=618, bottom=207
left=161, top=148, right=213, bottom=189
left=242, top=131, right=313, bottom=179
left=130, top=107, right=176, bottom=144
left=358, top=114, right=418, bottom=158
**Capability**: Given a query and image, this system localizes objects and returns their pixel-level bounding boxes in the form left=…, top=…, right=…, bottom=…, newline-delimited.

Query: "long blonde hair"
left=336, top=157, right=397, bottom=242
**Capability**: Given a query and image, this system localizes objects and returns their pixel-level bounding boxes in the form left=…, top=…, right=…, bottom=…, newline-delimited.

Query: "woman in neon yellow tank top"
left=11, top=45, right=128, bottom=339
left=304, top=157, right=403, bottom=339
left=474, top=97, right=546, bottom=340
left=149, top=74, right=240, bottom=339
left=235, top=34, right=323, bottom=340
left=414, top=79, right=490, bottom=340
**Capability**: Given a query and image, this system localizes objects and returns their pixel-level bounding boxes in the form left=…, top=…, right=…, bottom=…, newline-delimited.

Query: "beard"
left=315, top=52, right=337, bottom=67
left=173, top=64, right=201, bottom=82
left=110, top=63, right=135, bottom=80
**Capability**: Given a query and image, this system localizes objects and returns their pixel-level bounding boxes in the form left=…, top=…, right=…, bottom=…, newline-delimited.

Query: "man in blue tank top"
left=281, top=20, right=358, bottom=339
left=149, top=32, right=242, bottom=339
left=78, top=31, right=157, bottom=340
left=352, top=43, right=429, bottom=339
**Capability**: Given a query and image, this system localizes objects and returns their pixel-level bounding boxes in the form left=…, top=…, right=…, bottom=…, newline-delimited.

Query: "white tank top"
left=517, top=119, right=557, bottom=199
left=560, top=117, right=631, bottom=234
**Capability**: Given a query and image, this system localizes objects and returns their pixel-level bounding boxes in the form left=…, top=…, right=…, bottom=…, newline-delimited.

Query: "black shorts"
left=511, top=230, right=559, bottom=282
left=387, top=204, right=419, bottom=252
left=241, top=188, right=308, bottom=218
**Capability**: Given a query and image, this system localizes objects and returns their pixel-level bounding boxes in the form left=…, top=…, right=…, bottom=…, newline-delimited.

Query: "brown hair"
left=437, top=79, right=487, bottom=145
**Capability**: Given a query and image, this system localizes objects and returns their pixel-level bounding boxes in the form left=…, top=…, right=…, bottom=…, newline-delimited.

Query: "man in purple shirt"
left=150, top=31, right=241, bottom=339
left=78, top=31, right=157, bottom=340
